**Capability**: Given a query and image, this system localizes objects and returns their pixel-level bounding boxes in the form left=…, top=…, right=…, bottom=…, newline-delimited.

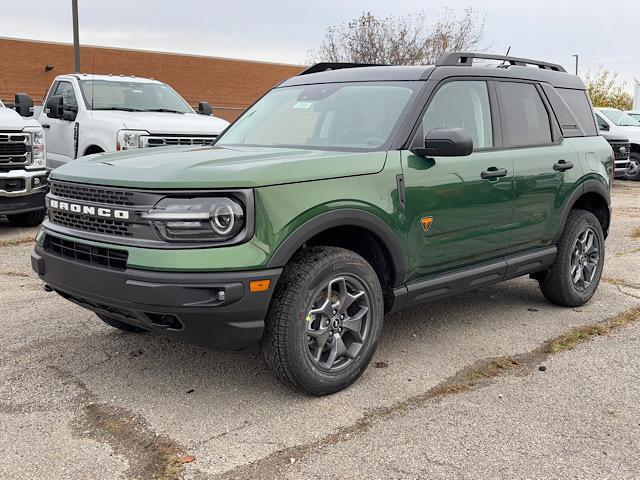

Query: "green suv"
left=32, top=53, right=613, bottom=395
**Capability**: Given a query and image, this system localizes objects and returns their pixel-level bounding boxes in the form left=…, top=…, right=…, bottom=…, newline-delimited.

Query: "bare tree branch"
left=307, top=7, right=485, bottom=65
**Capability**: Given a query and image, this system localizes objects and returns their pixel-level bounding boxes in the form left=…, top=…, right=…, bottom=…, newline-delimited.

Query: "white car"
left=33, top=74, right=229, bottom=169
left=0, top=95, right=48, bottom=226
left=594, top=107, right=640, bottom=180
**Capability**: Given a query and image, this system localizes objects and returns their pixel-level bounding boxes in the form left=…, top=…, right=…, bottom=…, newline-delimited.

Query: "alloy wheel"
left=570, top=227, right=600, bottom=292
left=305, top=275, right=371, bottom=372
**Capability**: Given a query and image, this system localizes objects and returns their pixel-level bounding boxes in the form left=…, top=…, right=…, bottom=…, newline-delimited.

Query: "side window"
left=497, top=82, right=552, bottom=147
left=53, top=81, right=78, bottom=108
left=418, top=80, right=493, bottom=150
left=556, top=88, right=597, bottom=136
left=594, top=112, right=610, bottom=132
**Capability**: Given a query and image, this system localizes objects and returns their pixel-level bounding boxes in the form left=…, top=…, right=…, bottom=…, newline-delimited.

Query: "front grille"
left=0, top=132, right=30, bottom=167
left=145, top=135, right=217, bottom=147
left=43, top=235, right=128, bottom=270
left=49, top=210, right=132, bottom=237
left=50, top=181, right=135, bottom=206
left=607, top=141, right=631, bottom=161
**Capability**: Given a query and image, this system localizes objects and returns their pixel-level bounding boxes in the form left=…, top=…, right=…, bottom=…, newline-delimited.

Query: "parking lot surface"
left=1, top=181, right=639, bottom=480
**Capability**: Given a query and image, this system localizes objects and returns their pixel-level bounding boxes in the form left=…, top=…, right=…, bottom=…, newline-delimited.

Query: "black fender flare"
left=553, top=179, right=611, bottom=243
left=266, top=208, right=407, bottom=287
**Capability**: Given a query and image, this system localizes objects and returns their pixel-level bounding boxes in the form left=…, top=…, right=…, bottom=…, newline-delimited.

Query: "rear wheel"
left=539, top=209, right=605, bottom=307
left=261, top=246, right=384, bottom=396
left=625, top=153, right=640, bottom=181
left=7, top=209, right=46, bottom=227
left=98, top=314, right=147, bottom=333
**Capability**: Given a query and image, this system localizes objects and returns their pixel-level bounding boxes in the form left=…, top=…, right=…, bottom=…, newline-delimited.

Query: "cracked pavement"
left=1, top=181, right=639, bottom=479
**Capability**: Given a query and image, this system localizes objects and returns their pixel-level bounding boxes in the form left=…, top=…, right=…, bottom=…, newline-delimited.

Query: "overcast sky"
left=3, top=0, right=639, bottom=91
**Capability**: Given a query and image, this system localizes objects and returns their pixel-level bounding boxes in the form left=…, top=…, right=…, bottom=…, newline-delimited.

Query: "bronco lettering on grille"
left=49, top=199, right=130, bottom=220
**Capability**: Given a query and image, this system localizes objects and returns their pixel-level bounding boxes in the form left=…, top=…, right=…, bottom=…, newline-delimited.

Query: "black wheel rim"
left=305, top=275, right=371, bottom=372
left=570, top=227, right=600, bottom=292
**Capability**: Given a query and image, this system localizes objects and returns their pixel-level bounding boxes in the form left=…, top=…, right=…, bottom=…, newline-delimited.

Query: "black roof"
left=280, top=52, right=585, bottom=90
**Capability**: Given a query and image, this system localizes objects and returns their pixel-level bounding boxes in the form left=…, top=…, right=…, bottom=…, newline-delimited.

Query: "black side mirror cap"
left=45, top=95, right=64, bottom=119
left=14, top=93, right=34, bottom=117
left=411, top=127, right=474, bottom=157
left=198, top=101, right=213, bottom=116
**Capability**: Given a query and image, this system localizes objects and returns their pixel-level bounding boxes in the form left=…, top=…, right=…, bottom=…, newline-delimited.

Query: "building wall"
left=0, top=37, right=304, bottom=121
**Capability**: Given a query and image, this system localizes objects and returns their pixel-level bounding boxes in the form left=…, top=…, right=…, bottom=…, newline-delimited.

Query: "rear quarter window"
left=557, top=88, right=598, bottom=136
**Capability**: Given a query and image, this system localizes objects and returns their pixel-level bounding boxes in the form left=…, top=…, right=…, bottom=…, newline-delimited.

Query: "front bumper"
left=32, top=242, right=281, bottom=350
left=0, top=169, right=48, bottom=214
left=614, top=160, right=630, bottom=177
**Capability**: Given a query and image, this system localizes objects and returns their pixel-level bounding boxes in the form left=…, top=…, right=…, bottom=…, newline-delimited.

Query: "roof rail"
left=436, top=52, right=567, bottom=73
left=298, top=62, right=387, bottom=76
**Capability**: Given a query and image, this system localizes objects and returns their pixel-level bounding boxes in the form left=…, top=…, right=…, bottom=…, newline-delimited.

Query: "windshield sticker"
left=293, top=101, right=314, bottom=109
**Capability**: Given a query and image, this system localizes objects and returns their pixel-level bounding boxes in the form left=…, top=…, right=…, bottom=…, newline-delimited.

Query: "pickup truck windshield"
left=601, top=109, right=640, bottom=127
left=79, top=80, right=192, bottom=114
left=217, top=82, right=417, bottom=150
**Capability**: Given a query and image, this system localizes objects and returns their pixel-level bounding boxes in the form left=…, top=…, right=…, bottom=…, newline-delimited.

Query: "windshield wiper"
left=144, top=108, right=186, bottom=114
left=93, top=107, right=147, bottom=112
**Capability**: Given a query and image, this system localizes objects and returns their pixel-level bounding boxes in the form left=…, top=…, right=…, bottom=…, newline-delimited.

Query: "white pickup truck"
left=594, top=107, right=640, bottom=181
left=33, top=74, right=229, bottom=169
left=0, top=95, right=48, bottom=226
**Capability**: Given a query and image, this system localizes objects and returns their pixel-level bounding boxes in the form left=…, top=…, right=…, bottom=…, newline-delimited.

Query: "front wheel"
left=625, top=153, right=640, bottom=181
left=7, top=209, right=46, bottom=227
left=539, top=209, right=605, bottom=307
left=261, top=246, right=384, bottom=396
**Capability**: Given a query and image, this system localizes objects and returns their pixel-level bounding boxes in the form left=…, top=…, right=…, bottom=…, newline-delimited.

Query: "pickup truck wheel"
left=7, top=209, right=46, bottom=227
left=97, top=314, right=147, bottom=333
left=625, top=153, right=640, bottom=181
left=539, top=209, right=604, bottom=307
left=261, top=246, right=384, bottom=396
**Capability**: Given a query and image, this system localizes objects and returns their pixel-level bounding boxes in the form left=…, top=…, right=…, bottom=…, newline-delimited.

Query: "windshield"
left=600, top=109, right=640, bottom=127
left=628, top=112, right=640, bottom=122
left=217, top=82, right=418, bottom=150
left=79, top=80, right=193, bottom=113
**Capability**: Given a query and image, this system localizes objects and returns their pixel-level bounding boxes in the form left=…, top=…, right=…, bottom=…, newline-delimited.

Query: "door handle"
left=481, top=167, right=508, bottom=180
left=41, top=124, right=50, bottom=129
left=553, top=160, right=573, bottom=172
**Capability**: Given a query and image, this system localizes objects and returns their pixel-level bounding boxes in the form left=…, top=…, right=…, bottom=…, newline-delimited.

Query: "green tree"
left=585, top=69, right=633, bottom=110
left=308, top=7, right=485, bottom=66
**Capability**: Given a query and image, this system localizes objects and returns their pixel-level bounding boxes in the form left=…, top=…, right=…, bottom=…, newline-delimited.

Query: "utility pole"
left=72, top=0, right=81, bottom=72
left=572, top=54, right=579, bottom=75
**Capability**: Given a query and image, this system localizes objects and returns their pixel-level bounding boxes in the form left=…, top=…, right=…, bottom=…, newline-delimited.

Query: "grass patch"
left=630, top=227, right=640, bottom=239
left=0, top=237, right=34, bottom=247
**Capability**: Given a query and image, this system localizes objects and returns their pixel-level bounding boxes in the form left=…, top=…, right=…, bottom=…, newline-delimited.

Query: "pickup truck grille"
left=0, top=133, right=30, bottom=167
left=144, top=135, right=217, bottom=147
left=608, top=140, right=631, bottom=161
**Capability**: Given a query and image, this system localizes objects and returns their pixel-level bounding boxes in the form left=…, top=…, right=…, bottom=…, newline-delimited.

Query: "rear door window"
left=497, top=82, right=552, bottom=147
left=557, top=88, right=597, bottom=136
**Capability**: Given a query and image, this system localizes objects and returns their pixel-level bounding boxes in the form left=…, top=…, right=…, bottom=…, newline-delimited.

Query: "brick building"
left=0, top=37, right=304, bottom=121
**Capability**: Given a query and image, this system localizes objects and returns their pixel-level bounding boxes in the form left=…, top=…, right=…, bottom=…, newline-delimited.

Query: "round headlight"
left=211, top=204, right=235, bottom=235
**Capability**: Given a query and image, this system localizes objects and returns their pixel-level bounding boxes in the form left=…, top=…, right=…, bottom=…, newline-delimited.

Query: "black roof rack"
left=436, top=52, right=567, bottom=73
left=298, top=62, right=388, bottom=76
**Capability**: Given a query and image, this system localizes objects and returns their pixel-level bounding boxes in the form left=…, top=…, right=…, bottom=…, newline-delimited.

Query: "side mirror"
left=46, top=95, right=64, bottom=119
left=62, top=104, right=78, bottom=121
left=198, top=101, right=213, bottom=116
left=14, top=93, right=34, bottom=117
left=411, top=128, right=474, bottom=157
left=599, top=122, right=610, bottom=132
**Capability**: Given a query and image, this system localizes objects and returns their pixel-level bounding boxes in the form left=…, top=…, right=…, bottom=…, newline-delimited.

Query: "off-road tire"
left=261, top=246, right=384, bottom=396
left=7, top=209, right=46, bottom=227
left=539, top=209, right=605, bottom=307
left=98, top=314, right=147, bottom=333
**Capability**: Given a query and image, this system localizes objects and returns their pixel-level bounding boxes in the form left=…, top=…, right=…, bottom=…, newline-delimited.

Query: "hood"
left=615, top=125, right=640, bottom=142
left=0, top=107, right=41, bottom=130
left=50, top=145, right=387, bottom=189
left=90, top=110, right=229, bottom=135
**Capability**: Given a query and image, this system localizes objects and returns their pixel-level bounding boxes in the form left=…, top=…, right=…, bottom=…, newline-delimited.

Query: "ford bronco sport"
left=32, top=53, right=612, bottom=395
